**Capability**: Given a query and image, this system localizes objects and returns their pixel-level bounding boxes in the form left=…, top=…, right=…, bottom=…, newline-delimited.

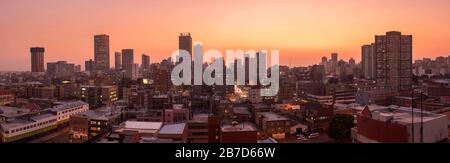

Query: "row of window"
left=266, top=121, right=289, bottom=127
left=5, top=119, right=57, bottom=134
left=57, top=106, right=85, bottom=115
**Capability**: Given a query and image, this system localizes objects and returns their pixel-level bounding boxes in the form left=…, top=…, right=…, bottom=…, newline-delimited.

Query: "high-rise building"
left=321, top=56, right=328, bottom=63
left=115, top=52, right=122, bottom=69
left=361, top=44, right=376, bottom=79
left=85, top=59, right=95, bottom=72
left=142, top=54, right=150, bottom=70
left=94, top=34, right=110, bottom=71
left=179, top=33, right=192, bottom=58
left=331, top=53, right=338, bottom=74
left=375, top=31, right=412, bottom=93
left=122, top=49, right=134, bottom=79
left=30, top=47, right=45, bottom=73
left=132, top=63, right=140, bottom=80
left=47, top=61, right=75, bottom=78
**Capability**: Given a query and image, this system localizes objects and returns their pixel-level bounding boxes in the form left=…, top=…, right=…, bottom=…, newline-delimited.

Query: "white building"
left=50, top=101, right=89, bottom=123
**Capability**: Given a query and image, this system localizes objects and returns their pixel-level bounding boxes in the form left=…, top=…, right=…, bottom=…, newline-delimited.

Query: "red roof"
left=24, top=103, right=41, bottom=111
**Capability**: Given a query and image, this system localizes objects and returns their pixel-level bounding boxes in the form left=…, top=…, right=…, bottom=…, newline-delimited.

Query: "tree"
left=328, top=114, right=355, bottom=142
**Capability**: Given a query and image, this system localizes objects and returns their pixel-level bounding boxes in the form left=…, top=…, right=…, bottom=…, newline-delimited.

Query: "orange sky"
left=1, top=0, right=450, bottom=71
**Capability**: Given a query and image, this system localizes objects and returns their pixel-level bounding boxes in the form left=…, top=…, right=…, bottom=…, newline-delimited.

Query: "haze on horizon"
left=1, top=0, right=450, bottom=71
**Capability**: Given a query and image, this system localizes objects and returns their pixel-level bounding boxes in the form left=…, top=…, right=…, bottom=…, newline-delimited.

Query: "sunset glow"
left=1, top=0, right=450, bottom=70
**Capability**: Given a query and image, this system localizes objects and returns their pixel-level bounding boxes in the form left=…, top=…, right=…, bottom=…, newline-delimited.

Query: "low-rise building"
left=114, top=121, right=163, bottom=143
left=50, top=101, right=89, bottom=123
left=164, top=104, right=189, bottom=123
left=256, top=112, right=291, bottom=139
left=220, top=122, right=258, bottom=143
left=0, top=90, right=14, bottom=106
left=352, top=106, right=448, bottom=143
left=69, top=107, right=122, bottom=143
left=158, top=123, right=188, bottom=143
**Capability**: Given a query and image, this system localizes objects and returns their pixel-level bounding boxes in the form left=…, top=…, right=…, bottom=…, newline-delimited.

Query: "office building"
left=375, top=31, right=413, bottom=93
left=361, top=44, right=376, bottom=79
left=179, top=33, right=192, bottom=57
left=122, top=49, right=134, bottom=79
left=115, top=52, right=122, bottom=69
left=85, top=59, right=95, bottom=72
left=142, top=54, right=150, bottom=70
left=94, top=35, right=110, bottom=71
left=30, top=47, right=45, bottom=73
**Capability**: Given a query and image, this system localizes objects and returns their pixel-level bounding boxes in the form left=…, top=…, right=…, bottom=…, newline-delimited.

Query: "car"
left=308, top=133, right=319, bottom=139
left=297, top=136, right=308, bottom=141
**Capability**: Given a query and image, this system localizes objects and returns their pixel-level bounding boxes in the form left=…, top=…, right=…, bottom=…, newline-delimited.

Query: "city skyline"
left=1, top=0, right=450, bottom=71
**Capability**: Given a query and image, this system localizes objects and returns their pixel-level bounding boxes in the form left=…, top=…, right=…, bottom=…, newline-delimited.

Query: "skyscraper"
left=142, top=54, right=150, bottom=70
left=331, top=53, right=338, bottom=74
left=361, top=44, right=376, bottom=79
left=94, top=34, right=110, bottom=71
left=122, top=49, right=134, bottom=79
left=30, top=47, right=45, bottom=73
left=85, top=59, right=95, bottom=72
left=179, top=32, right=192, bottom=58
left=115, top=52, right=122, bottom=69
left=375, top=31, right=412, bottom=93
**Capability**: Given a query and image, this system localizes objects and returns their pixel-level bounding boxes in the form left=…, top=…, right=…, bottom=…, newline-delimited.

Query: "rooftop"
left=364, top=106, right=447, bottom=124
left=114, top=121, right=163, bottom=134
left=50, top=101, right=88, bottom=112
left=0, top=106, right=30, bottom=118
left=258, top=112, right=289, bottom=121
left=221, top=122, right=258, bottom=132
left=233, top=107, right=251, bottom=115
left=159, top=123, right=186, bottom=135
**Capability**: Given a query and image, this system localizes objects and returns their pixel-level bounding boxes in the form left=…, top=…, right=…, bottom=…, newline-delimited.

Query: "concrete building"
left=69, top=107, right=122, bottom=143
left=352, top=106, right=448, bottom=143
left=0, top=101, right=89, bottom=143
left=179, top=32, right=192, bottom=57
left=30, top=47, right=45, bottom=73
left=164, top=104, right=190, bottom=123
left=375, top=31, right=413, bottom=93
left=80, top=85, right=118, bottom=108
left=85, top=59, right=95, bottom=72
left=158, top=123, right=188, bottom=143
left=122, top=49, right=134, bottom=79
left=256, top=112, right=291, bottom=139
left=220, top=122, right=258, bottom=143
left=114, top=121, right=163, bottom=143
left=115, top=52, right=122, bottom=69
left=94, top=35, right=110, bottom=71
left=47, top=61, right=76, bottom=78
left=361, top=44, right=376, bottom=79
left=49, top=101, right=89, bottom=123
left=0, top=90, right=14, bottom=106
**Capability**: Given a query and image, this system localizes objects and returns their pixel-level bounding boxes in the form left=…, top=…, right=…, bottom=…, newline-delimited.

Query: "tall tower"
left=375, top=31, right=412, bottom=93
left=142, top=54, right=150, bottom=70
left=115, top=52, right=122, bottom=69
left=179, top=32, right=192, bottom=58
left=122, top=49, right=134, bottom=79
left=331, top=53, right=338, bottom=74
left=361, top=44, right=376, bottom=79
left=30, top=47, right=45, bottom=73
left=94, top=34, right=110, bottom=71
